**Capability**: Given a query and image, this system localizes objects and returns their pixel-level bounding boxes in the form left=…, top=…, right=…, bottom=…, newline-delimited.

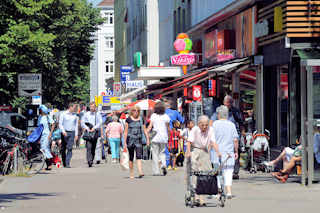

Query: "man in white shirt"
left=81, top=102, right=102, bottom=167
left=59, top=103, right=79, bottom=168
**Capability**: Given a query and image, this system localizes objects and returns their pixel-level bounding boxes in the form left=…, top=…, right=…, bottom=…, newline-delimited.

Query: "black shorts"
left=168, top=148, right=178, bottom=155
left=128, top=145, right=143, bottom=161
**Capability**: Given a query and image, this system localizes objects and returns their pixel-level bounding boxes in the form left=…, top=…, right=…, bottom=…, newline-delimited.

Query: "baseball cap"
left=39, top=105, right=49, bottom=114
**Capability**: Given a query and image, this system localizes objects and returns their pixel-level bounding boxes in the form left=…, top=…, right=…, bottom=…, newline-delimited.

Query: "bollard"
left=14, top=147, right=18, bottom=174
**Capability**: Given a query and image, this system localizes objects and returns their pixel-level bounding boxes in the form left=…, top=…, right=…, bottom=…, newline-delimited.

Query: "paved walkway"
left=0, top=149, right=319, bottom=213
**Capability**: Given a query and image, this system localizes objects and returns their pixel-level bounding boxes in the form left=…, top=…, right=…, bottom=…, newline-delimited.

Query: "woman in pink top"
left=106, top=115, right=124, bottom=163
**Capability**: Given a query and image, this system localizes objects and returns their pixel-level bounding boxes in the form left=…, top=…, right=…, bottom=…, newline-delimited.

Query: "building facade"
left=90, top=0, right=114, bottom=101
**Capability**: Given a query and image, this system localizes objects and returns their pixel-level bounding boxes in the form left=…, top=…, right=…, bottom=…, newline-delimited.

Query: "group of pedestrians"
left=35, top=95, right=243, bottom=204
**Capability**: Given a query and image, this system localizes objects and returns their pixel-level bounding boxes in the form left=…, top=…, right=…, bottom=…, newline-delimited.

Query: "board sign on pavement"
left=18, top=74, right=42, bottom=96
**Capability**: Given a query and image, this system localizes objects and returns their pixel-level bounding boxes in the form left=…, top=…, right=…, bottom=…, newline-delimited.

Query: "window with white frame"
left=104, top=12, right=114, bottom=25
left=105, top=36, right=114, bottom=49
left=105, top=61, right=114, bottom=73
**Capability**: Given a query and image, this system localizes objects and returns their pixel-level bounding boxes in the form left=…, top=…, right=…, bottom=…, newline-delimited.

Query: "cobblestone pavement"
left=0, top=148, right=319, bottom=213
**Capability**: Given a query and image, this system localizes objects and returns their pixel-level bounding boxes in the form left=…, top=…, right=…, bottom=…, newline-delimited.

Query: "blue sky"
left=87, top=0, right=101, bottom=7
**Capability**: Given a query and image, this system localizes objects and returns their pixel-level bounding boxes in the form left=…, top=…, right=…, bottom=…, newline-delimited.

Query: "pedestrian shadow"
left=0, top=193, right=58, bottom=207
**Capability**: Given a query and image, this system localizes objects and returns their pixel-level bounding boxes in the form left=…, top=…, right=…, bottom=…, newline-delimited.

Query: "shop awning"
left=208, top=58, right=250, bottom=75
left=120, top=86, right=146, bottom=101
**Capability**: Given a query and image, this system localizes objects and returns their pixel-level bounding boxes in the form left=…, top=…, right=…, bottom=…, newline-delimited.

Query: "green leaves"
left=0, top=0, right=104, bottom=109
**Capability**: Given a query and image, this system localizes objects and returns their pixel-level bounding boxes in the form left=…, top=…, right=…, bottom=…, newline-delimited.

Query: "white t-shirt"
left=150, top=113, right=170, bottom=143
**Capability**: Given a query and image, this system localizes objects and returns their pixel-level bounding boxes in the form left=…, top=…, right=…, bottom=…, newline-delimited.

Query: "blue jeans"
left=109, top=138, right=120, bottom=159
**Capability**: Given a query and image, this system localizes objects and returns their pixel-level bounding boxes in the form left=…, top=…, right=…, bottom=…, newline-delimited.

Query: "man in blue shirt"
left=165, top=99, right=185, bottom=129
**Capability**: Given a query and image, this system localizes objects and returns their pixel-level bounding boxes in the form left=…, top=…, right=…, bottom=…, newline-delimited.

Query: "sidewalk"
left=0, top=149, right=319, bottom=213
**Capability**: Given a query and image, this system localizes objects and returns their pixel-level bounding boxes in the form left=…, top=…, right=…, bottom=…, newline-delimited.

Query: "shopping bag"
left=94, top=137, right=103, bottom=162
left=120, top=148, right=129, bottom=170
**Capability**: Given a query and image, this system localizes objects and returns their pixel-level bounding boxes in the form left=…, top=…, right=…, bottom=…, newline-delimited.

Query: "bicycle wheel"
left=25, top=151, right=45, bottom=175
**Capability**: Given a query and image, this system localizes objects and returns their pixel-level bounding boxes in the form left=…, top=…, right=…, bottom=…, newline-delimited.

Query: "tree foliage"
left=0, top=0, right=104, bottom=109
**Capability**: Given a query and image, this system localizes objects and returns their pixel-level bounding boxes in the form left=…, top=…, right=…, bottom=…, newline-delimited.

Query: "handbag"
left=83, top=112, right=98, bottom=141
left=196, top=175, right=219, bottom=195
left=83, top=130, right=96, bottom=141
left=120, top=148, right=129, bottom=170
left=139, top=117, right=147, bottom=145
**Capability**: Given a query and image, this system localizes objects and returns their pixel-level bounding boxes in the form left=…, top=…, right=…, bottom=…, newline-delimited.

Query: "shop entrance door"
left=300, top=59, right=320, bottom=186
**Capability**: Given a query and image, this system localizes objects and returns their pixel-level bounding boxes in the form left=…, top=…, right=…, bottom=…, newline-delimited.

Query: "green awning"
left=297, top=49, right=320, bottom=60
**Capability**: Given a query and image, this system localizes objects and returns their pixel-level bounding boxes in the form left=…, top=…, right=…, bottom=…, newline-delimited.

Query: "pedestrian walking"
left=167, top=120, right=181, bottom=171
left=123, top=106, right=149, bottom=179
left=185, top=115, right=214, bottom=206
left=38, top=105, right=55, bottom=170
left=59, top=103, right=79, bottom=168
left=210, top=95, right=243, bottom=179
left=147, top=102, right=170, bottom=176
left=211, top=105, right=239, bottom=199
left=81, top=102, right=103, bottom=167
left=106, top=115, right=123, bottom=163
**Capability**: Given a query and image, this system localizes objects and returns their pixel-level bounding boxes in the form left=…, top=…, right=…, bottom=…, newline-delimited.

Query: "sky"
left=87, top=0, right=101, bottom=7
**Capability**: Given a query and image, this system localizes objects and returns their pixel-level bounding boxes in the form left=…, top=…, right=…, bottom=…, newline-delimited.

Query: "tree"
left=0, top=0, right=104, bottom=109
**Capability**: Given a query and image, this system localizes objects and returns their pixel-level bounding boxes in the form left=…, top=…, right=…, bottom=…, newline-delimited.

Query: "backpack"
left=27, top=124, right=44, bottom=143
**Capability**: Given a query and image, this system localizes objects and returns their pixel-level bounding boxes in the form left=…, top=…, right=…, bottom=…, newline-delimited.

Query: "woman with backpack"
left=123, top=106, right=149, bottom=179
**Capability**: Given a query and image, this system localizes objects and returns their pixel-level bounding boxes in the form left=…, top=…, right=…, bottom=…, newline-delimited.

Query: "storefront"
left=257, top=0, right=320, bottom=184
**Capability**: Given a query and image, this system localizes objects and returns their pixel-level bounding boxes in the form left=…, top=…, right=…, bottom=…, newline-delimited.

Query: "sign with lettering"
left=192, top=85, right=202, bottom=102
left=170, top=54, right=196, bottom=66
left=125, top=80, right=144, bottom=89
left=18, top=74, right=42, bottom=96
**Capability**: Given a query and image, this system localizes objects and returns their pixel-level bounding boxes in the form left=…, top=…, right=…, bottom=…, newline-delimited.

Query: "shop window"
left=279, top=66, right=289, bottom=146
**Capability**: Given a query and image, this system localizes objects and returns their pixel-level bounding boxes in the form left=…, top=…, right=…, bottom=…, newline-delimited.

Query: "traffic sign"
left=18, top=74, right=42, bottom=96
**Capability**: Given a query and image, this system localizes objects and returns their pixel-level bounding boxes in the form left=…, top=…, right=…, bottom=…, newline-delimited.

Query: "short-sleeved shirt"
left=150, top=113, right=170, bottom=143
left=165, top=108, right=184, bottom=129
left=126, top=117, right=144, bottom=147
left=188, top=126, right=214, bottom=150
left=38, top=115, right=54, bottom=135
left=212, top=119, right=239, bottom=154
left=168, top=130, right=180, bottom=150
left=106, top=122, right=123, bottom=138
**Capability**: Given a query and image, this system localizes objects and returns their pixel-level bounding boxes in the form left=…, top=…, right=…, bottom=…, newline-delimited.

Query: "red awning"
left=162, top=70, right=208, bottom=92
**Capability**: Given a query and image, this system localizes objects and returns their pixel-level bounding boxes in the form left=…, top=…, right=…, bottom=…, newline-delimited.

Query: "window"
left=105, top=36, right=114, bottom=49
left=105, top=61, right=114, bottom=73
left=104, top=12, right=114, bottom=25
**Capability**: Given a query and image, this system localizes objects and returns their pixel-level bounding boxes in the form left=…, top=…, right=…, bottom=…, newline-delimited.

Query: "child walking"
left=168, top=121, right=181, bottom=171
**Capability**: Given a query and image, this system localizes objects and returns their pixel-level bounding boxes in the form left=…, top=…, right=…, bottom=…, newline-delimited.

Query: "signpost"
left=18, top=74, right=42, bottom=96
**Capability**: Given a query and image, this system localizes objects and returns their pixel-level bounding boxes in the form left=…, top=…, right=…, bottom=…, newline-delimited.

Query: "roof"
left=98, top=0, right=114, bottom=7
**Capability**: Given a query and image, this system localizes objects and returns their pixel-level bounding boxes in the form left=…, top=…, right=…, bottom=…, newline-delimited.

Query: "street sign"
left=32, top=96, right=42, bottom=105
left=18, top=74, right=42, bottom=96
left=125, top=80, right=144, bottom=89
left=113, top=82, right=121, bottom=97
left=120, top=66, right=132, bottom=83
